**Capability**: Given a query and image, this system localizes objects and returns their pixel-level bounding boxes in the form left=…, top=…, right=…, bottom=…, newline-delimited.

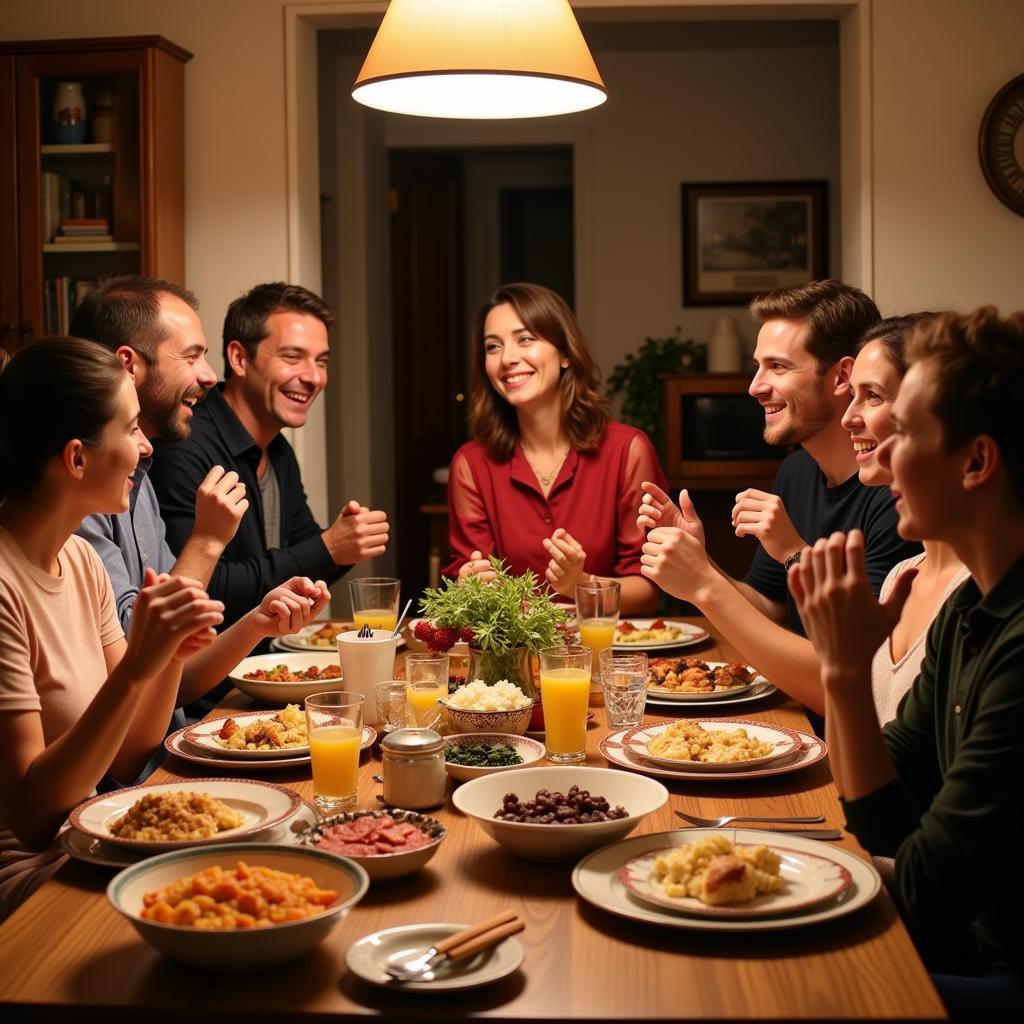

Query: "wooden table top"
left=0, top=621, right=946, bottom=1021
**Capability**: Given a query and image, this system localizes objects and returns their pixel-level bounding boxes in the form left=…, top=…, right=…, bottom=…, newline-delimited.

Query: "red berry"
left=414, top=620, right=433, bottom=641
left=460, top=626, right=475, bottom=643
left=429, top=626, right=460, bottom=652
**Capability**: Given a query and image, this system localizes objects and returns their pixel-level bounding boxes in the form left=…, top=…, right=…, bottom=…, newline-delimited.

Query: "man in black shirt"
left=638, top=279, right=920, bottom=716
left=150, top=282, right=389, bottom=631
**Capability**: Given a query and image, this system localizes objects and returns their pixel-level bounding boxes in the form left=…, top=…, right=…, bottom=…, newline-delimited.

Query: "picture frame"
left=681, top=180, right=828, bottom=306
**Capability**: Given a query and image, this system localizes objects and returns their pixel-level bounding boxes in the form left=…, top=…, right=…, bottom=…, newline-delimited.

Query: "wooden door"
left=390, top=151, right=466, bottom=595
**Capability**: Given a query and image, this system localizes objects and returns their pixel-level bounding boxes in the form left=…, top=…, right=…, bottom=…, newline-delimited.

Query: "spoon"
left=392, top=598, right=413, bottom=638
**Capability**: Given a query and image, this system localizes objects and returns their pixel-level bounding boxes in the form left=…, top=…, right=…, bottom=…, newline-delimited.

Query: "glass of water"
left=598, top=650, right=648, bottom=730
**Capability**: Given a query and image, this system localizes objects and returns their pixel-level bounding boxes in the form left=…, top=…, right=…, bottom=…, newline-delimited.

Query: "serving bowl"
left=443, top=732, right=546, bottom=783
left=439, top=697, right=534, bottom=736
left=452, top=766, right=668, bottom=861
left=227, top=652, right=344, bottom=703
left=294, top=809, right=446, bottom=881
left=107, top=842, right=368, bottom=971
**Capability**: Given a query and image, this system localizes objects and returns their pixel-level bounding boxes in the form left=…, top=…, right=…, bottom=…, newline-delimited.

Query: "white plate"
left=346, top=922, right=524, bottom=991
left=612, top=619, right=711, bottom=651
left=229, top=651, right=346, bottom=703
left=164, top=723, right=376, bottom=770
left=59, top=802, right=319, bottom=869
left=619, top=840, right=851, bottom=918
left=70, top=779, right=303, bottom=852
left=184, top=710, right=312, bottom=760
left=645, top=680, right=778, bottom=710
left=622, top=718, right=802, bottom=772
left=279, top=621, right=405, bottom=653
left=573, top=828, right=880, bottom=932
left=646, top=660, right=764, bottom=702
left=601, top=728, right=827, bottom=781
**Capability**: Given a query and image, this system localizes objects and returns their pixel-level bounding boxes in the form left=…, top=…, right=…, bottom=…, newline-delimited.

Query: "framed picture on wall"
left=681, top=180, right=828, bottom=306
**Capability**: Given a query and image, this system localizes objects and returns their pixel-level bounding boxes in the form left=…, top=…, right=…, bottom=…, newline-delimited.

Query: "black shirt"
left=744, top=448, right=921, bottom=634
left=149, top=384, right=347, bottom=630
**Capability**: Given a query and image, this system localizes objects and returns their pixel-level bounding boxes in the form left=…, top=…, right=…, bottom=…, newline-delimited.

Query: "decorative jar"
left=51, top=81, right=87, bottom=144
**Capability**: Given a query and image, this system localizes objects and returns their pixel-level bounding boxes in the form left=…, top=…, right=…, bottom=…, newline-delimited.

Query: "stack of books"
left=44, top=277, right=97, bottom=334
left=53, top=217, right=113, bottom=245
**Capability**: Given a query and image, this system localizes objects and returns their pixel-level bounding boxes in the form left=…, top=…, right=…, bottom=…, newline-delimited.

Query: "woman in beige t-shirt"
left=0, top=339, right=327, bottom=920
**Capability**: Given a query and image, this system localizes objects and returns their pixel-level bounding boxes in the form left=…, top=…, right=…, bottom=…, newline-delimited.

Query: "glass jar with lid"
left=380, top=728, right=446, bottom=810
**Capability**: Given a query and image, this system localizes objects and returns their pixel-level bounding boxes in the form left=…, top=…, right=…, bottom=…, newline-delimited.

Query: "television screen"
left=681, top=395, right=784, bottom=460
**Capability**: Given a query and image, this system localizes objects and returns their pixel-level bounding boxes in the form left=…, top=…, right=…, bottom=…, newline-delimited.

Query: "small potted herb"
left=417, top=559, right=568, bottom=700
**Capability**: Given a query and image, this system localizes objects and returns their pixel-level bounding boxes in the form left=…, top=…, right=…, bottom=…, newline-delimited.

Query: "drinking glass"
left=305, top=691, right=365, bottom=814
left=374, top=680, right=415, bottom=732
left=349, top=577, right=401, bottom=632
left=539, top=644, right=592, bottom=764
left=404, top=652, right=450, bottom=728
left=575, top=579, right=621, bottom=699
left=599, top=650, right=649, bottom=730
left=337, top=628, right=399, bottom=725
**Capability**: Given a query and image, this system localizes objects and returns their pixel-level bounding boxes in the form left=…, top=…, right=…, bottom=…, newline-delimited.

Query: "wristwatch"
left=783, top=550, right=802, bottom=571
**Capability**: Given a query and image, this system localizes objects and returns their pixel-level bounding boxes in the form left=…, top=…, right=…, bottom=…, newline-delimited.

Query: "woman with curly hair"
left=445, top=283, right=667, bottom=614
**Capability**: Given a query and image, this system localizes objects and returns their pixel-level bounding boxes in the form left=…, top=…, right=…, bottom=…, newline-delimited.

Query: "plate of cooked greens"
left=442, top=733, right=546, bottom=783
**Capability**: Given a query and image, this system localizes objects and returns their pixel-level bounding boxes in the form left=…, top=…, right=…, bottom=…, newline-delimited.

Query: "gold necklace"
left=521, top=445, right=570, bottom=487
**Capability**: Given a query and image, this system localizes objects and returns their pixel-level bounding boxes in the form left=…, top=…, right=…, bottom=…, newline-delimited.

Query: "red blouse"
left=444, top=421, right=668, bottom=582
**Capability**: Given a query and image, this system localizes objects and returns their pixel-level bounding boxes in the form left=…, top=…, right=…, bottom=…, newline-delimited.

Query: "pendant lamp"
left=352, top=0, right=607, bottom=120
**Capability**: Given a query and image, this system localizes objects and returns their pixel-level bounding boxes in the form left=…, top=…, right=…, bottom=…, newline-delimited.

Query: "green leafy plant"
left=606, top=328, right=706, bottom=456
left=419, top=558, right=568, bottom=654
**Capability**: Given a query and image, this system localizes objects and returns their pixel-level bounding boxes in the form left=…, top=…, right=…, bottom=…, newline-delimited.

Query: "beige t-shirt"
left=870, top=554, right=971, bottom=725
left=0, top=526, right=123, bottom=920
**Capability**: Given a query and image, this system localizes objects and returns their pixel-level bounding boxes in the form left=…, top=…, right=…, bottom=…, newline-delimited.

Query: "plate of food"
left=60, top=801, right=319, bottom=869
left=573, top=828, right=879, bottom=933
left=618, top=833, right=851, bottom=918
left=646, top=659, right=764, bottom=702
left=229, top=652, right=345, bottom=703
left=613, top=619, right=710, bottom=651
left=165, top=722, right=376, bottom=770
left=183, top=706, right=312, bottom=760
left=69, top=779, right=302, bottom=852
left=600, top=728, right=827, bottom=781
left=278, top=620, right=406, bottom=653
left=621, top=718, right=802, bottom=772
left=645, top=680, right=777, bottom=710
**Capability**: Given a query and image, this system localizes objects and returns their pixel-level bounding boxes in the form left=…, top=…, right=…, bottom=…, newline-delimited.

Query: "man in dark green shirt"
left=788, top=306, right=1024, bottom=1018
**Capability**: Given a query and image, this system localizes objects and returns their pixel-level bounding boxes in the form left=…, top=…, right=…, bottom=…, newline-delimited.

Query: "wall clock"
left=979, top=73, right=1024, bottom=217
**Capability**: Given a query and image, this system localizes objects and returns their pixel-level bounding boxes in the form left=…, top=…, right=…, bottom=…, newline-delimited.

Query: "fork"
left=385, top=910, right=524, bottom=982
left=674, top=810, right=825, bottom=827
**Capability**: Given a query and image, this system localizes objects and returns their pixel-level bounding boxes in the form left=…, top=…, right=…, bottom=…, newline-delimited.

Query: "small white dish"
left=443, top=733, right=546, bottom=783
left=229, top=652, right=345, bottom=703
left=70, top=779, right=302, bottom=852
left=612, top=619, right=711, bottom=651
left=622, top=718, right=802, bottom=772
left=645, top=681, right=777, bottom=710
left=346, top=922, right=524, bottom=991
left=646, top=661, right=764, bottom=702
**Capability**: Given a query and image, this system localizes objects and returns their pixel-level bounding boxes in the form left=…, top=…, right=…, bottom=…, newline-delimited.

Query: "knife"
left=735, top=827, right=841, bottom=840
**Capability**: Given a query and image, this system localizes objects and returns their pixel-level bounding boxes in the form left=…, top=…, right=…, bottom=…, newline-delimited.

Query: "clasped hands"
left=458, top=528, right=587, bottom=598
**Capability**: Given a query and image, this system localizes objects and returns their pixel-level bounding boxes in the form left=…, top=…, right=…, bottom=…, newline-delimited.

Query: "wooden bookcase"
left=0, top=36, right=191, bottom=352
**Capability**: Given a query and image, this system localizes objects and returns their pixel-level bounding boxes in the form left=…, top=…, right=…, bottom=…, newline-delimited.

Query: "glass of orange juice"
left=539, top=644, right=592, bottom=764
left=305, top=691, right=364, bottom=814
left=575, top=579, right=621, bottom=701
left=349, top=577, right=401, bottom=632
left=404, top=652, right=450, bottom=728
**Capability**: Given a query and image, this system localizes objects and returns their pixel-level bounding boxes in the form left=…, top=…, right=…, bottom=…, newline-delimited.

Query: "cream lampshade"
left=352, top=0, right=607, bottom=120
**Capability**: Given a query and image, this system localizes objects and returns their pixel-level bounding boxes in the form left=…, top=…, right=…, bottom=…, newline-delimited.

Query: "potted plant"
left=606, top=328, right=706, bottom=458
left=416, top=559, right=568, bottom=702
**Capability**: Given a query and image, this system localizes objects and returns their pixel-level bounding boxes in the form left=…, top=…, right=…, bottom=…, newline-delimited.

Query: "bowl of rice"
left=439, top=679, right=535, bottom=736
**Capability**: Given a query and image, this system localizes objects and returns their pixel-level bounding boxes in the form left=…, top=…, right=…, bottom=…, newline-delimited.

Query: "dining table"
left=0, top=617, right=946, bottom=1021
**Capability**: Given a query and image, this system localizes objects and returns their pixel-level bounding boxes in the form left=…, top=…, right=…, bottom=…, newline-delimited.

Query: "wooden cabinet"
left=0, top=36, right=191, bottom=352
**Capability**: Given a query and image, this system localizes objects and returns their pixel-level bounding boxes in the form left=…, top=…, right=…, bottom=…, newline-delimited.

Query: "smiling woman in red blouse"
left=444, top=283, right=667, bottom=615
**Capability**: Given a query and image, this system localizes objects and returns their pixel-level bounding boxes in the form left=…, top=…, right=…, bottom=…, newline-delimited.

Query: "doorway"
left=389, top=146, right=574, bottom=594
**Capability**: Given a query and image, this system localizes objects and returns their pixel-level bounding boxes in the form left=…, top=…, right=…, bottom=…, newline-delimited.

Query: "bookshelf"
left=0, top=36, right=192, bottom=350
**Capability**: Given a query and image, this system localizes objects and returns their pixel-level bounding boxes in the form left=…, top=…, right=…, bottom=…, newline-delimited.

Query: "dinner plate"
left=612, top=619, right=710, bottom=651
left=646, top=660, right=766, bottom=703
left=229, top=651, right=346, bottom=703
left=600, top=728, right=827, bottom=781
left=183, top=709, right=312, bottom=760
left=346, top=923, right=524, bottom=991
left=645, top=680, right=778, bottom=710
left=619, top=840, right=851, bottom=918
left=278, top=621, right=406, bottom=653
left=164, top=723, right=376, bottom=770
left=59, top=801, right=319, bottom=869
left=621, top=718, right=802, bottom=772
left=573, top=828, right=880, bottom=932
left=70, top=779, right=302, bottom=852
